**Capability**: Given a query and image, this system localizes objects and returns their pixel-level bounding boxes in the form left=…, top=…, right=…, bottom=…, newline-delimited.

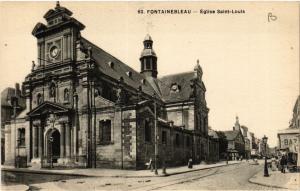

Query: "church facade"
left=4, top=3, right=211, bottom=169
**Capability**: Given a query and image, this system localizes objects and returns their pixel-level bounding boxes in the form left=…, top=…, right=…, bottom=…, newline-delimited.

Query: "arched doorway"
left=47, top=129, right=60, bottom=163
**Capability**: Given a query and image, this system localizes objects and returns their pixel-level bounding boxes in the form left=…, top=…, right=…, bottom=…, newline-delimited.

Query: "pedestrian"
left=271, top=158, right=277, bottom=171
left=146, top=158, right=153, bottom=172
left=280, top=155, right=287, bottom=173
left=188, top=158, right=193, bottom=168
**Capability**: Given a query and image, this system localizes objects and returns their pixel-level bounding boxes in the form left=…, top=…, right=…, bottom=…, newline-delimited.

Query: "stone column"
left=32, top=126, right=38, bottom=158
left=73, top=126, right=77, bottom=157
left=65, top=123, right=71, bottom=158
left=70, top=128, right=73, bottom=158
left=38, top=126, right=43, bottom=159
left=60, top=123, right=65, bottom=159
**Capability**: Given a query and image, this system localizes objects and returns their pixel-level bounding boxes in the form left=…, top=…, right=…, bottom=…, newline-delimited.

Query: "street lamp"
left=48, top=112, right=56, bottom=169
left=262, top=135, right=269, bottom=177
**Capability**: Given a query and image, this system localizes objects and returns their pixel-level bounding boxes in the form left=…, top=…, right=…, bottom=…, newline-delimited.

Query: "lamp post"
left=48, top=112, right=55, bottom=169
left=262, top=135, right=269, bottom=177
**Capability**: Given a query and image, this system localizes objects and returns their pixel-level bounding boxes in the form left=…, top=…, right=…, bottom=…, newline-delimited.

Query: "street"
left=3, top=162, right=281, bottom=190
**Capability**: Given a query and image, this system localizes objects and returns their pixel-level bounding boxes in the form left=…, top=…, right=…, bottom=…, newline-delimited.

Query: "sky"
left=0, top=1, right=299, bottom=147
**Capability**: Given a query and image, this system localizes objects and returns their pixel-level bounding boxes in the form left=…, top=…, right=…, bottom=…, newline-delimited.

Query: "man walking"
left=280, top=155, right=287, bottom=173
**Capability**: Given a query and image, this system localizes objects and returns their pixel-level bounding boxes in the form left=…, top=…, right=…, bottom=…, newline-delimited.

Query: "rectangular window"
left=162, top=131, right=167, bottom=144
left=145, top=120, right=151, bottom=142
left=18, top=128, right=25, bottom=146
left=99, top=120, right=111, bottom=144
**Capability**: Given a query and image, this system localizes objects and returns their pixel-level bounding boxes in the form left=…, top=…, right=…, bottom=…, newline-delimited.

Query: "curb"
left=248, top=178, right=290, bottom=190
left=1, top=162, right=240, bottom=178
left=247, top=170, right=296, bottom=190
left=1, top=168, right=95, bottom=178
left=162, top=162, right=240, bottom=177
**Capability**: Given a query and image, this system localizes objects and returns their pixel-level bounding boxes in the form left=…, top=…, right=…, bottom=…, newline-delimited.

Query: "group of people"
left=270, top=155, right=288, bottom=173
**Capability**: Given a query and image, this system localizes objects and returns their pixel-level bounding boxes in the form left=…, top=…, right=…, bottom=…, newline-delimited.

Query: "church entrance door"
left=47, top=129, right=60, bottom=163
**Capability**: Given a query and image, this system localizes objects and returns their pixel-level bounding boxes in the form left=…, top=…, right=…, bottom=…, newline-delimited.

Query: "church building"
left=4, top=3, right=211, bottom=169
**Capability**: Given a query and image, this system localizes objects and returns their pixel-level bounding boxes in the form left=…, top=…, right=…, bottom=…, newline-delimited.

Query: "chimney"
left=15, top=83, right=20, bottom=96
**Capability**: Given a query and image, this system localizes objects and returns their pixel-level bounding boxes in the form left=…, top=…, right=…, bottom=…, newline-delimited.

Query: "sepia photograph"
left=0, top=1, right=299, bottom=190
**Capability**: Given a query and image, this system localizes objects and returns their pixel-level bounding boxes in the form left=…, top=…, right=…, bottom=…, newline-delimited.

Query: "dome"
left=144, top=34, right=153, bottom=41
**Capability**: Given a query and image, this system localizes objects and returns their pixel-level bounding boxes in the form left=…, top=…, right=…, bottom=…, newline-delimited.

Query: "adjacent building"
left=241, top=125, right=251, bottom=159
left=277, top=96, right=300, bottom=164
left=4, top=3, right=213, bottom=169
left=1, top=84, right=25, bottom=164
left=208, top=128, right=219, bottom=162
left=222, top=117, right=245, bottom=160
left=250, top=132, right=259, bottom=158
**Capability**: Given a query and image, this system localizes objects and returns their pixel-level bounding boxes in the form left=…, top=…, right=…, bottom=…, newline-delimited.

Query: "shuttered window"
left=99, top=120, right=111, bottom=144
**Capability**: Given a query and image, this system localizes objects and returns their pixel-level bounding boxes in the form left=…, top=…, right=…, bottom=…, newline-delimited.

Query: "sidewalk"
left=1, top=184, right=29, bottom=191
left=2, top=161, right=240, bottom=178
left=249, top=169, right=300, bottom=190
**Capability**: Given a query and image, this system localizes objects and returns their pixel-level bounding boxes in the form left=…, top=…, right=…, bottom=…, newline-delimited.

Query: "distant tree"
left=216, top=131, right=228, bottom=159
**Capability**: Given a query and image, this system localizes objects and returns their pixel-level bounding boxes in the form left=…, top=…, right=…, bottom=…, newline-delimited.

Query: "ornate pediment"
left=43, top=2, right=73, bottom=21
left=137, top=105, right=154, bottom=117
left=27, top=101, right=71, bottom=117
left=32, top=22, right=47, bottom=36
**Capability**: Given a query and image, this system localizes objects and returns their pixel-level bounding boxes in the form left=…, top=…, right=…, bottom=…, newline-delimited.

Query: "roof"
left=293, top=95, right=300, bottom=113
left=44, top=2, right=73, bottom=20
left=208, top=129, right=219, bottom=139
left=223, top=130, right=240, bottom=141
left=277, top=128, right=300, bottom=135
left=158, top=72, right=195, bottom=103
left=1, top=87, right=15, bottom=107
left=81, top=38, right=158, bottom=97
left=80, top=37, right=199, bottom=104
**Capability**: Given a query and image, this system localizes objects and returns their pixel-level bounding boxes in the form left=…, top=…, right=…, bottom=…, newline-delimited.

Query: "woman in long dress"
left=271, top=158, right=277, bottom=171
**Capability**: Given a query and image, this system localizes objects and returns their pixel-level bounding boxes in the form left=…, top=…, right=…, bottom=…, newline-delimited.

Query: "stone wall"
left=4, top=118, right=29, bottom=166
left=95, top=109, right=121, bottom=168
left=94, top=107, right=137, bottom=169
left=136, top=113, right=194, bottom=169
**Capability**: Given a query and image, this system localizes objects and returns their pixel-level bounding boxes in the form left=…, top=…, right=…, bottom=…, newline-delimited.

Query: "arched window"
left=49, top=83, right=56, bottom=98
left=146, top=59, right=151, bottom=70
left=64, top=88, right=69, bottom=101
left=37, top=93, right=42, bottom=105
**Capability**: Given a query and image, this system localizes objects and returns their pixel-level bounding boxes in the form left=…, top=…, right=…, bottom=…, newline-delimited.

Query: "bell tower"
left=140, top=34, right=158, bottom=78
left=32, top=1, right=85, bottom=66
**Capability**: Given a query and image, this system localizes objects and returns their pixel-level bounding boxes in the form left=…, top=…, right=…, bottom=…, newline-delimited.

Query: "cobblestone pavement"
left=27, top=162, right=279, bottom=190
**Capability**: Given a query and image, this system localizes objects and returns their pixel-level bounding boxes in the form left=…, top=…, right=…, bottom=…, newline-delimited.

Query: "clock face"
left=50, top=46, right=59, bottom=58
